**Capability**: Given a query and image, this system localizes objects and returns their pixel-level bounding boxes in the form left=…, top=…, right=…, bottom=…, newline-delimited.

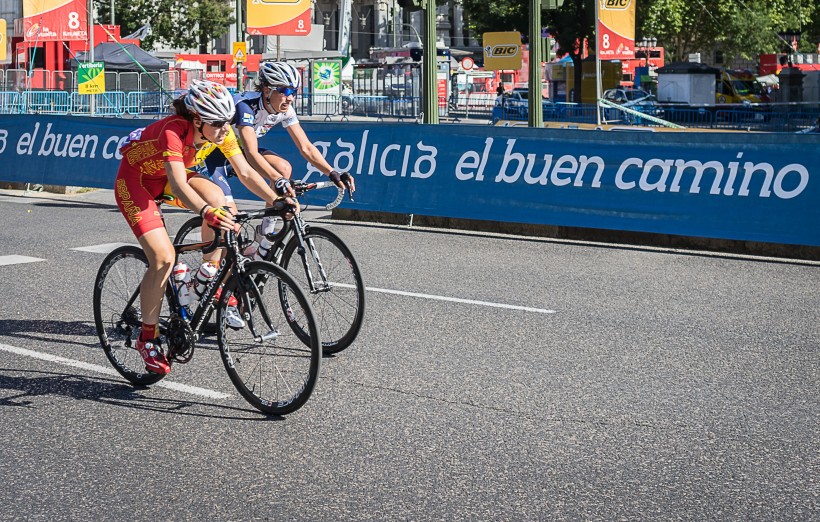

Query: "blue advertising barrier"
left=0, top=114, right=817, bottom=247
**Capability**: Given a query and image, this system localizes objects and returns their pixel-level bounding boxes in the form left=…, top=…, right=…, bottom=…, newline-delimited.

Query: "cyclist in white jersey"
left=204, top=61, right=355, bottom=237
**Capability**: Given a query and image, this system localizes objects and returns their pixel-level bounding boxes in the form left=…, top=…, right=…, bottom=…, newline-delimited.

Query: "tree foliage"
left=459, top=0, right=820, bottom=68
left=94, top=0, right=235, bottom=53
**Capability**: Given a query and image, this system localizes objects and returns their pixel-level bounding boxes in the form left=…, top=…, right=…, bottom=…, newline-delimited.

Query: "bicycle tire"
left=279, top=226, right=365, bottom=354
left=217, top=261, right=322, bottom=415
left=93, top=245, right=166, bottom=386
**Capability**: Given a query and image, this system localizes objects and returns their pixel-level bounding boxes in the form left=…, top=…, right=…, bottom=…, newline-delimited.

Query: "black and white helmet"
left=184, top=80, right=236, bottom=123
left=258, top=61, right=301, bottom=89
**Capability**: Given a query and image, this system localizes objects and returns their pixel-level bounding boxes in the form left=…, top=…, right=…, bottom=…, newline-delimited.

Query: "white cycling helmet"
left=258, top=62, right=301, bottom=89
left=184, top=80, right=236, bottom=123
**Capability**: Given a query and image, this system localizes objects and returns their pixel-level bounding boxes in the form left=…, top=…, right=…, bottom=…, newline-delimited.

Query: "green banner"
left=78, top=62, right=105, bottom=94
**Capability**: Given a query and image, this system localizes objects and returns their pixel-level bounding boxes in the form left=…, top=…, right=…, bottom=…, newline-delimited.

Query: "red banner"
left=23, top=0, right=87, bottom=42
left=597, top=0, right=635, bottom=60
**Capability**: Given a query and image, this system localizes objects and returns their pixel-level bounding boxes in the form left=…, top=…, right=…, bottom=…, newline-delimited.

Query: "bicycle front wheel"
left=280, top=227, right=365, bottom=354
left=217, top=261, right=321, bottom=415
left=93, top=246, right=166, bottom=386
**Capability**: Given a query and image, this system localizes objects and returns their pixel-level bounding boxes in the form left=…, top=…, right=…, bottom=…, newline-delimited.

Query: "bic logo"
left=485, top=45, right=519, bottom=57
left=603, top=0, right=632, bottom=9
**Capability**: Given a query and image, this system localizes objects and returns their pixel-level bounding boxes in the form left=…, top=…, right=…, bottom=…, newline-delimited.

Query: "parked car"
left=602, top=87, right=663, bottom=123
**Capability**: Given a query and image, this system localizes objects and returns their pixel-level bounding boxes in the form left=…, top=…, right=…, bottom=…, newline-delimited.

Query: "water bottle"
left=253, top=218, right=279, bottom=261
left=172, top=262, right=194, bottom=306
left=194, top=262, right=218, bottom=298
left=254, top=237, right=273, bottom=261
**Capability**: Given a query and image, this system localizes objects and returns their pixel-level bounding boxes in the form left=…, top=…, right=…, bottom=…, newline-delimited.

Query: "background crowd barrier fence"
left=21, top=91, right=71, bottom=114
left=0, top=114, right=817, bottom=248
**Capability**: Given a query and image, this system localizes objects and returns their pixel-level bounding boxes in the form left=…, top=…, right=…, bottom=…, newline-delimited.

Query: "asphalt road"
left=0, top=188, right=817, bottom=521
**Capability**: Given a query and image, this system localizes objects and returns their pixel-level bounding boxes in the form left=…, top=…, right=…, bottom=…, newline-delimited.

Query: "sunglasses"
left=207, top=119, right=230, bottom=128
left=275, top=86, right=298, bottom=97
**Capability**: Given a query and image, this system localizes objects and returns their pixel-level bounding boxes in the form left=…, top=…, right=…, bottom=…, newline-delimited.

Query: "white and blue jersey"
left=233, top=91, right=299, bottom=138
left=204, top=91, right=299, bottom=181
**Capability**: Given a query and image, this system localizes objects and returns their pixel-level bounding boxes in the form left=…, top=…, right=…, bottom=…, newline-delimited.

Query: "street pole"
left=528, top=0, right=543, bottom=128
left=594, top=0, right=602, bottom=125
left=88, top=0, right=95, bottom=116
left=110, top=0, right=114, bottom=24
left=422, top=0, right=438, bottom=123
left=236, top=0, right=244, bottom=92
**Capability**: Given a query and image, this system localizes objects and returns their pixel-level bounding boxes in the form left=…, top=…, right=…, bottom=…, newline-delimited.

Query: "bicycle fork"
left=293, top=219, right=332, bottom=294
left=234, top=265, right=280, bottom=343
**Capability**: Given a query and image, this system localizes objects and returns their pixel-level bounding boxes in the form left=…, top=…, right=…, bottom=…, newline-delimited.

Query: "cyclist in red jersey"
left=114, top=80, right=283, bottom=375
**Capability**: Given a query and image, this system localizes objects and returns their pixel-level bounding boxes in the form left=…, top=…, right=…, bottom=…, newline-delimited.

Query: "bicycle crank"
left=166, top=314, right=196, bottom=363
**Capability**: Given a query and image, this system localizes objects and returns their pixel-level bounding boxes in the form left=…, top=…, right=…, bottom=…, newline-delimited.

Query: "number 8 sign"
left=23, top=0, right=88, bottom=42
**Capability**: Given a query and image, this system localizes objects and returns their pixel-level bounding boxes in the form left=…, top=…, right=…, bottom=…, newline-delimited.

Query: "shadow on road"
left=0, top=320, right=99, bottom=349
left=0, top=368, right=281, bottom=421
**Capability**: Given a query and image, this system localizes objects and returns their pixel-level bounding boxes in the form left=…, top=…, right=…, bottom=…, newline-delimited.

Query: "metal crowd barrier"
left=21, top=91, right=71, bottom=114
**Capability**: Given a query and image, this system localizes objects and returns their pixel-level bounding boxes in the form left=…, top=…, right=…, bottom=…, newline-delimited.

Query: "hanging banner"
left=597, top=0, right=635, bottom=60
left=483, top=32, right=522, bottom=71
left=0, top=20, right=6, bottom=61
left=246, top=0, right=311, bottom=36
left=77, top=62, right=105, bottom=94
left=23, top=0, right=87, bottom=42
left=337, top=0, right=352, bottom=55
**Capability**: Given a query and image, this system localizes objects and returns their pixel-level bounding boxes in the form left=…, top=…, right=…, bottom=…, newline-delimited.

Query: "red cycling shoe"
left=135, top=338, right=171, bottom=375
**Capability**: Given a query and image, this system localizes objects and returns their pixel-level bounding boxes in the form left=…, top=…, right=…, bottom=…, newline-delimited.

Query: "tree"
left=639, top=0, right=817, bottom=65
left=546, top=0, right=595, bottom=103
left=94, top=0, right=235, bottom=53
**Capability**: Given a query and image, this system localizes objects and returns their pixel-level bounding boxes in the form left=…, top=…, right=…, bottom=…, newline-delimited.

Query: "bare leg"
left=137, top=228, right=175, bottom=327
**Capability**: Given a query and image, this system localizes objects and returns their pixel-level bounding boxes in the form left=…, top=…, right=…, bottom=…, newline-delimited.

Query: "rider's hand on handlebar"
left=270, top=197, right=300, bottom=219
left=329, top=170, right=356, bottom=194
left=202, top=205, right=240, bottom=232
left=273, top=177, right=296, bottom=198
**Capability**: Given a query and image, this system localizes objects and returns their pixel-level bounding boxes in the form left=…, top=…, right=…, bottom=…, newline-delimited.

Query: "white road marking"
left=69, top=241, right=554, bottom=314
left=334, top=284, right=557, bottom=314
left=0, top=342, right=231, bottom=400
left=0, top=255, right=45, bottom=266
left=71, top=242, right=136, bottom=254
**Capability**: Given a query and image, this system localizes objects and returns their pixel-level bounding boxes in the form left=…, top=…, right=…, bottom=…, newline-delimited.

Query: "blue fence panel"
left=126, top=91, right=176, bottom=115
left=71, top=91, right=127, bottom=116
left=302, top=93, right=339, bottom=118
left=21, top=91, right=71, bottom=114
left=0, top=91, right=21, bottom=114
left=662, top=107, right=714, bottom=128
left=389, top=96, right=420, bottom=119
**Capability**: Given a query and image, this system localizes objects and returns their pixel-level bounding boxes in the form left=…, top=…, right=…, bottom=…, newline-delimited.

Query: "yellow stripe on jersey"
left=195, top=126, right=243, bottom=165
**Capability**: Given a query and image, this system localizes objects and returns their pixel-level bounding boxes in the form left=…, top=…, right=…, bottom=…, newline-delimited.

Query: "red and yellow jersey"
left=118, top=115, right=242, bottom=180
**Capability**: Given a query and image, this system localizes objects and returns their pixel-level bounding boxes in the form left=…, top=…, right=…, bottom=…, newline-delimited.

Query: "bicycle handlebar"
left=291, top=180, right=353, bottom=210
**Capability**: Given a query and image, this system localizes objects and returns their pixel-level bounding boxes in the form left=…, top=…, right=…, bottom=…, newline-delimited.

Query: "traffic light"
left=410, top=47, right=423, bottom=61
left=397, top=0, right=423, bottom=12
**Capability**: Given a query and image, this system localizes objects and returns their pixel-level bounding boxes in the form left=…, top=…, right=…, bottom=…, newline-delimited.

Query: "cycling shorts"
left=115, top=167, right=223, bottom=239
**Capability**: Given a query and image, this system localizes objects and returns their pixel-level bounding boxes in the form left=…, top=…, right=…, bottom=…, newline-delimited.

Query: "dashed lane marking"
left=0, top=255, right=46, bottom=266
left=335, top=283, right=557, bottom=314
left=0, top=342, right=232, bottom=400
left=71, top=242, right=136, bottom=254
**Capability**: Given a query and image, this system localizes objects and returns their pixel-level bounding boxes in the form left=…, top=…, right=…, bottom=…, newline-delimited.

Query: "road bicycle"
left=173, top=180, right=365, bottom=355
left=93, top=204, right=322, bottom=415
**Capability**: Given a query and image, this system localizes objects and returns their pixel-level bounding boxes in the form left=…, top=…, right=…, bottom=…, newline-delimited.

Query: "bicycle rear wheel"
left=93, top=246, right=166, bottom=386
left=217, top=261, right=321, bottom=415
left=280, top=227, right=365, bottom=354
